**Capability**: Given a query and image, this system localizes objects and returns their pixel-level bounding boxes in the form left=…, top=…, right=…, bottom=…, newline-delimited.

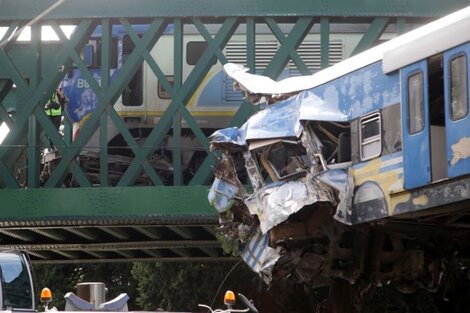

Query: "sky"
left=0, top=122, right=9, bottom=144
left=0, top=26, right=77, bottom=144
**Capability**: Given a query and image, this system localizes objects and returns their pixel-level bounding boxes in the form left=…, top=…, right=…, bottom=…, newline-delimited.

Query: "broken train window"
left=360, top=112, right=382, bottom=161
left=449, top=53, right=468, bottom=121
left=249, top=139, right=309, bottom=181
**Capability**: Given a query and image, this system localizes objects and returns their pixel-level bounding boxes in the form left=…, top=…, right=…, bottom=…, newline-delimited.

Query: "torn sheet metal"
left=298, top=90, right=349, bottom=122
left=240, top=95, right=303, bottom=141
left=208, top=177, right=240, bottom=213
left=242, top=229, right=281, bottom=284
left=244, top=173, right=337, bottom=234
left=224, top=63, right=317, bottom=95
left=209, top=96, right=303, bottom=147
left=209, top=127, right=243, bottom=147
left=317, top=168, right=354, bottom=225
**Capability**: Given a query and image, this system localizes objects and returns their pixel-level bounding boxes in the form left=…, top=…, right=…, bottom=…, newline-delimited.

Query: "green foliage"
left=131, top=262, right=246, bottom=311
left=215, top=232, right=240, bottom=256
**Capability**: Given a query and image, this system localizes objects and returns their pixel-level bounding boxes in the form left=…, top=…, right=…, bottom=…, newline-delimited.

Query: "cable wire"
left=209, top=258, right=243, bottom=309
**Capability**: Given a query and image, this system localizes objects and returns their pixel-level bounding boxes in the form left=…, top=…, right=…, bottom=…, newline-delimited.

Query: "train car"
left=208, top=6, right=470, bottom=295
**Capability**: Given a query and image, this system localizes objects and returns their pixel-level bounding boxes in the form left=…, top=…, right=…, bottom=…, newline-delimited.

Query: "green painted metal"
left=266, top=18, right=313, bottom=75
left=27, top=116, right=40, bottom=188
left=266, top=18, right=315, bottom=78
left=246, top=18, right=256, bottom=72
left=27, top=25, right=40, bottom=188
left=321, top=17, right=330, bottom=69
left=100, top=19, right=111, bottom=187
left=173, top=19, right=183, bottom=186
left=0, top=19, right=95, bottom=183
left=45, top=18, right=169, bottom=187
left=117, top=18, right=239, bottom=186
left=351, top=17, right=390, bottom=55
left=0, top=0, right=467, bottom=20
left=0, top=186, right=215, bottom=220
left=397, top=17, right=407, bottom=35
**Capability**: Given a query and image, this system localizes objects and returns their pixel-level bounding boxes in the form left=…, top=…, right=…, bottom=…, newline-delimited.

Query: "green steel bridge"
left=0, top=0, right=468, bottom=263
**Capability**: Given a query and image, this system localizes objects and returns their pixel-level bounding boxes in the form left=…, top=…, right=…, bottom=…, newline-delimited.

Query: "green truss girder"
left=0, top=186, right=215, bottom=221
left=352, top=17, right=391, bottom=55
left=0, top=0, right=468, bottom=20
left=117, top=17, right=240, bottom=186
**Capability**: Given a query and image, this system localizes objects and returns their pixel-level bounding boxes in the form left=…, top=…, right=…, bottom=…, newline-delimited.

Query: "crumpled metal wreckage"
left=208, top=63, right=355, bottom=284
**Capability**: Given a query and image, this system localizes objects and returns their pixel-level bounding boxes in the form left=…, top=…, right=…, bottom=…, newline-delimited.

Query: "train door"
left=443, top=44, right=470, bottom=178
left=401, top=60, right=431, bottom=189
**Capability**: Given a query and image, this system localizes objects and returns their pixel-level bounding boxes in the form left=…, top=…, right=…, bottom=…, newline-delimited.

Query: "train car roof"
left=225, top=5, right=470, bottom=95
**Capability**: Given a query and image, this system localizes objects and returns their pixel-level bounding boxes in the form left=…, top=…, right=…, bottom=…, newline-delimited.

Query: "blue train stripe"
left=253, top=233, right=269, bottom=267
left=378, top=161, right=403, bottom=174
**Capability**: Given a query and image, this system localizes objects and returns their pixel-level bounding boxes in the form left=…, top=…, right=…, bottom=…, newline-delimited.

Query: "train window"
left=158, top=76, right=174, bottom=99
left=122, top=66, right=143, bottom=106
left=82, top=38, right=118, bottom=68
left=186, top=42, right=217, bottom=66
left=360, top=113, right=381, bottom=161
left=407, top=72, right=424, bottom=134
left=450, top=54, right=468, bottom=120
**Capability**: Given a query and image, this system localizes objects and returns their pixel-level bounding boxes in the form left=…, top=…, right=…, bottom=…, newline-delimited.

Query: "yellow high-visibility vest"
left=45, top=92, right=62, bottom=116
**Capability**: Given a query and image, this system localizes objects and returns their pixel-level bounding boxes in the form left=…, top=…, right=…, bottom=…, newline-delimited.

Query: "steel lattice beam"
left=0, top=0, right=468, bottom=21
left=0, top=186, right=215, bottom=222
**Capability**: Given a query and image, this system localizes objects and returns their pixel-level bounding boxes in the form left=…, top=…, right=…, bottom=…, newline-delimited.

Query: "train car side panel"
left=444, top=43, right=470, bottom=178
left=400, top=60, right=431, bottom=189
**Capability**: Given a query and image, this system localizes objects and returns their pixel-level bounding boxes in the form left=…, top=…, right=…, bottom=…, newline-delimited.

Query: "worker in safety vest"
left=44, top=88, right=68, bottom=149
left=44, top=88, right=67, bottom=131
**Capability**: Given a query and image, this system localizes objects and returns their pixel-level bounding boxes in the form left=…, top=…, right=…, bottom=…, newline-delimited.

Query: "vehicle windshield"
left=0, top=253, right=33, bottom=309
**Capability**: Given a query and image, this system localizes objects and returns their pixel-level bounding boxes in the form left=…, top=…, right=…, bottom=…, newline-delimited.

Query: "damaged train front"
left=208, top=64, right=362, bottom=286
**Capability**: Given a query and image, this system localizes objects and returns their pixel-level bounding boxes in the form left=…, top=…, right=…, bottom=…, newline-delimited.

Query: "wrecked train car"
left=208, top=6, right=470, bottom=292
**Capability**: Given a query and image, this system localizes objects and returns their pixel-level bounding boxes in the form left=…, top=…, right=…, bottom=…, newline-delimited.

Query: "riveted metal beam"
left=0, top=229, right=34, bottom=241
left=133, top=227, right=163, bottom=240
left=167, top=226, right=194, bottom=239
left=29, top=229, right=68, bottom=241
left=64, top=228, right=99, bottom=241
left=0, top=240, right=220, bottom=251
left=97, top=227, right=131, bottom=240
left=143, top=249, right=164, bottom=258
left=53, top=250, right=80, bottom=259
left=0, top=186, right=216, bottom=222
left=0, top=0, right=467, bottom=21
